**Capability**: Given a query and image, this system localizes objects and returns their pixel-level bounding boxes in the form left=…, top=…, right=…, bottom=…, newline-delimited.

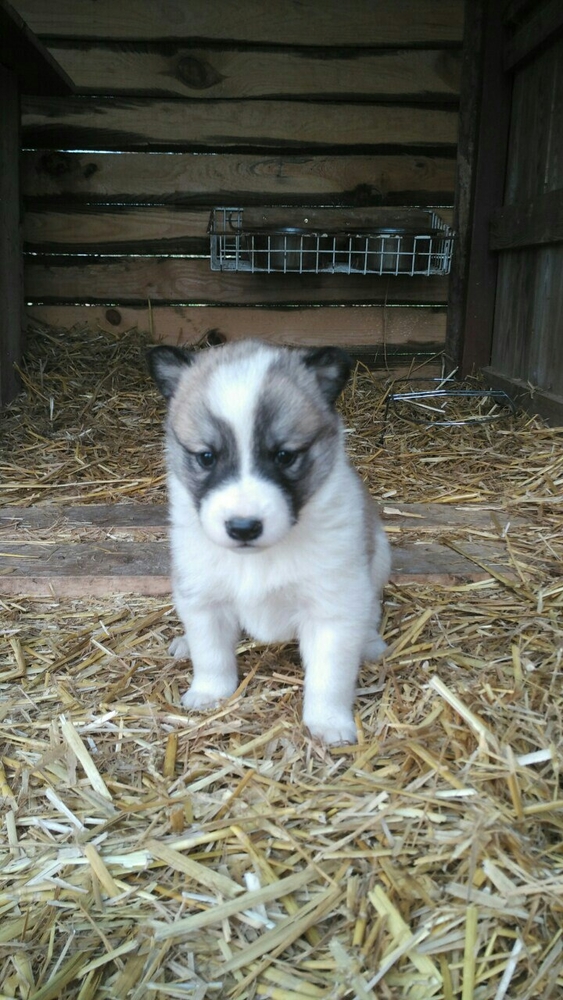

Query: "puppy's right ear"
left=147, top=346, right=195, bottom=400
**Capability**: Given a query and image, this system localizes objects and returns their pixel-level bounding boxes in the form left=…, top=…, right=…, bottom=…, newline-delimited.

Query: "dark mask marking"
left=252, top=391, right=339, bottom=519
left=170, top=413, right=239, bottom=509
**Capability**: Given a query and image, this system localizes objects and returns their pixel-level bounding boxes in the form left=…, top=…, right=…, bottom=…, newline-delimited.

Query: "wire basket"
left=209, top=207, right=454, bottom=276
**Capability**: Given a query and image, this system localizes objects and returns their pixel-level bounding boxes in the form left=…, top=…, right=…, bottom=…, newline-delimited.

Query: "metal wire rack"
left=209, top=207, right=454, bottom=276
left=381, top=378, right=516, bottom=442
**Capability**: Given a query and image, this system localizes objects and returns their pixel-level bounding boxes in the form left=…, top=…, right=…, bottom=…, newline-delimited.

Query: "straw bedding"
left=1, top=322, right=562, bottom=999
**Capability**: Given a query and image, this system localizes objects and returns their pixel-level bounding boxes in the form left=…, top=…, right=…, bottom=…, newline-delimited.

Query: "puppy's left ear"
left=147, top=345, right=195, bottom=400
left=303, top=346, right=352, bottom=406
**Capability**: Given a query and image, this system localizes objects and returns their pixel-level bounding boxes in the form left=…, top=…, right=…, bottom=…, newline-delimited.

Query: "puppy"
left=148, top=340, right=391, bottom=744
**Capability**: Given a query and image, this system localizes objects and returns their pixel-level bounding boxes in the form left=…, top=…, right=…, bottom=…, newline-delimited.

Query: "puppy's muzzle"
left=225, top=517, right=263, bottom=543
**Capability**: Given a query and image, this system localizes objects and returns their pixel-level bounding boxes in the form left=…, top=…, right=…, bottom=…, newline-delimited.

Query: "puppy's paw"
left=363, top=634, right=388, bottom=661
left=180, top=681, right=237, bottom=711
left=169, top=635, right=190, bottom=659
left=304, top=712, right=358, bottom=746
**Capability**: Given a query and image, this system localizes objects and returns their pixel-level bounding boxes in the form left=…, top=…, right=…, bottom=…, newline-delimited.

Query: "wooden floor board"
left=0, top=501, right=518, bottom=534
left=0, top=502, right=530, bottom=596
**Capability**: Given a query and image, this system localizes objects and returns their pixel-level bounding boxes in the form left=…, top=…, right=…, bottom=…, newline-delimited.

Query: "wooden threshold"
left=0, top=502, right=530, bottom=597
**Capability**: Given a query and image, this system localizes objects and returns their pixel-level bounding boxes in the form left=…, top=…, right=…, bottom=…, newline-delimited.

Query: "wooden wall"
left=486, top=1, right=563, bottom=416
left=14, top=0, right=463, bottom=361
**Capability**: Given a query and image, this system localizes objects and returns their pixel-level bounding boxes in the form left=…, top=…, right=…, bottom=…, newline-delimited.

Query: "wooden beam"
left=0, top=538, right=523, bottom=597
left=24, top=207, right=210, bottom=255
left=15, top=0, right=465, bottom=46
left=0, top=64, right=22, bottom=408
left=503, top=0, right=537, bottom=24
left=445, top=0, right=485, bottom=370
left=44, top=44, right=461, bottom=101
left=24, top=258, right=450, bottom=306
left=504, top=0, right=563, bottom=70
left=22, top=151, right=458, bottom=206
left=446, top=0, right=512, bottom=374
left=21, top=97, right=459, bottom=152
left=0, top=501, right=533, bottom=596
left=0, top=0, right=73, bottom=94
left=482, top=366, right=563, bottom=425
left=26, top=304, right=447, bottom=351
left=490, top=188, right=563, bottom=249
left=23, top=205, right=453, bottom=255
left=0, top=502, right=520, bottom=535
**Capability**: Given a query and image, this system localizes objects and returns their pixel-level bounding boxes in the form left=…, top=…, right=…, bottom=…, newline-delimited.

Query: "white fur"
left=160, top=342, right=391, bottom=744
left=199, top=474, right=294, bottom=549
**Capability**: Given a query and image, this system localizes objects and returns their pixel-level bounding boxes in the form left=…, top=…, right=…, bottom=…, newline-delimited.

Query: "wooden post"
left=0, top=63, right=22, bottom=407
left=0, top=0, right=74, bottom=407
left=445, top=0, right=512, bottom=375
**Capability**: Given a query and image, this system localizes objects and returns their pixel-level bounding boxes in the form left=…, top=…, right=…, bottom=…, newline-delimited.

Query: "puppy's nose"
left=225, top=517, right=263, bottom=542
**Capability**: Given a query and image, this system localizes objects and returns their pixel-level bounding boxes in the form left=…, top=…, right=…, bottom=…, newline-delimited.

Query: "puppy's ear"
left=303, top=346, right=352, bottom=406
left=147, top=346, right=195, bottom=400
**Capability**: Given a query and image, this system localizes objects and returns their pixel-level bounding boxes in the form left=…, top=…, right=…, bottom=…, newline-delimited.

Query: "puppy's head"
left=148, top=340, right=351, bottom=551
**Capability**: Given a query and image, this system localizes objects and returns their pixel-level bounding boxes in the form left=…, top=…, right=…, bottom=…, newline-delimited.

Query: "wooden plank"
left=490, top=249, right=532, bottom=383
left=0, top=541, right=170, bottom=596
left=0, top=0, right=73, bottom=94
left=24, top=258, right=449, bottom=306
left=23, top=206, right=454, bottom=254
left=21, top=98, right=459, bottom=152
left=0, top=539, right=521, bottom=597
left=482, top=367, right=563, bottom=425
left=490, top=188, right=563, bottom=249
left=24, top=207, right=210, bottom=254
left=14, top=0, right=465, bottom=46
left=22, top=151, right=457, bottom=206
left=491, top=33, right=563, bottom=401
left=0, top=502, right=520, bottom=536
left=504, top=34, right=563, bottom=203
left=492, top=244, right=563, bottom=395
left=0, top=65, right=22, bottom=408
left=0, top=505, right=169, bottom=533
left=452, top=0, right=512, bottom=374
left=504, top=0, right=563, bottom=69
left=503, top=0, right=538, bottom=25
left=43, top=44, right=462, bottom=100
left=26, top=304, right=447, bottom=350
left=445, top=0, right=485, bottom=370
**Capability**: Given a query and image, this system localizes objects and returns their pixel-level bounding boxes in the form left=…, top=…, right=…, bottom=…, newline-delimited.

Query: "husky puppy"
left=148, top=340, right=391, bottom=744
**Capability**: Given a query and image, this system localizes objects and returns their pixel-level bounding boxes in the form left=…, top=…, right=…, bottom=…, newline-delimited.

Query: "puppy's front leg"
left=299, top=620, right=363, bottom=745
left=173, top=602, right=240, bottom=710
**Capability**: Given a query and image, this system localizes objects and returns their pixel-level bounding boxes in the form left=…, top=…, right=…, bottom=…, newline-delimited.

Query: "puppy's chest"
left=230, top=560, right=300, bottom=641
left=237, top=590, right=298, bottom=643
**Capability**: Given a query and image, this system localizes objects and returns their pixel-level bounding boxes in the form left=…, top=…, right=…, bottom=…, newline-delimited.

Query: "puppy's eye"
left=274, top=448, right=298, bottom=468
left=196, top=450, right=216, bottom=469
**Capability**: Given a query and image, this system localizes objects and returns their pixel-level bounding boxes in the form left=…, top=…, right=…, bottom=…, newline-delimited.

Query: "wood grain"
left=24, top=207, right=210, bottom=254
left=22, top=151, right=458, bottom=205
left=504, top=0, right=563, bottom=69
left=24, top=257, right=449, bottom=306
left=490, top=188, right=563, bottom=250
left=21, top=97, right=458, bottom=151
left=504, top=34, right=563, bottom=204
left=26, top=304, right=447, bottom=350
left=0, top=66, right=23, bottom=407
left=24, top=205, right=454, bottom=254
left=44, top=44, right=462, bottom=100
left=0, top=539, right=518, bottom=597
left=14, top=0, right=464, bottom=46
left=455, top=0, right=511, bottom=375
left=0, top=502, right=519, bottom=535
left=492, top=244, right=563, bottom=395
left=490, top=26, right=563, bottom=411
left=0, top=0, right=74, bottom=95
left=481, top=367, right=563, bottom=425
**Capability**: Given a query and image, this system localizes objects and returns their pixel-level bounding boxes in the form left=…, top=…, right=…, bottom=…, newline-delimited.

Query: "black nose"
left=225, top=517, right=263, bottom=542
